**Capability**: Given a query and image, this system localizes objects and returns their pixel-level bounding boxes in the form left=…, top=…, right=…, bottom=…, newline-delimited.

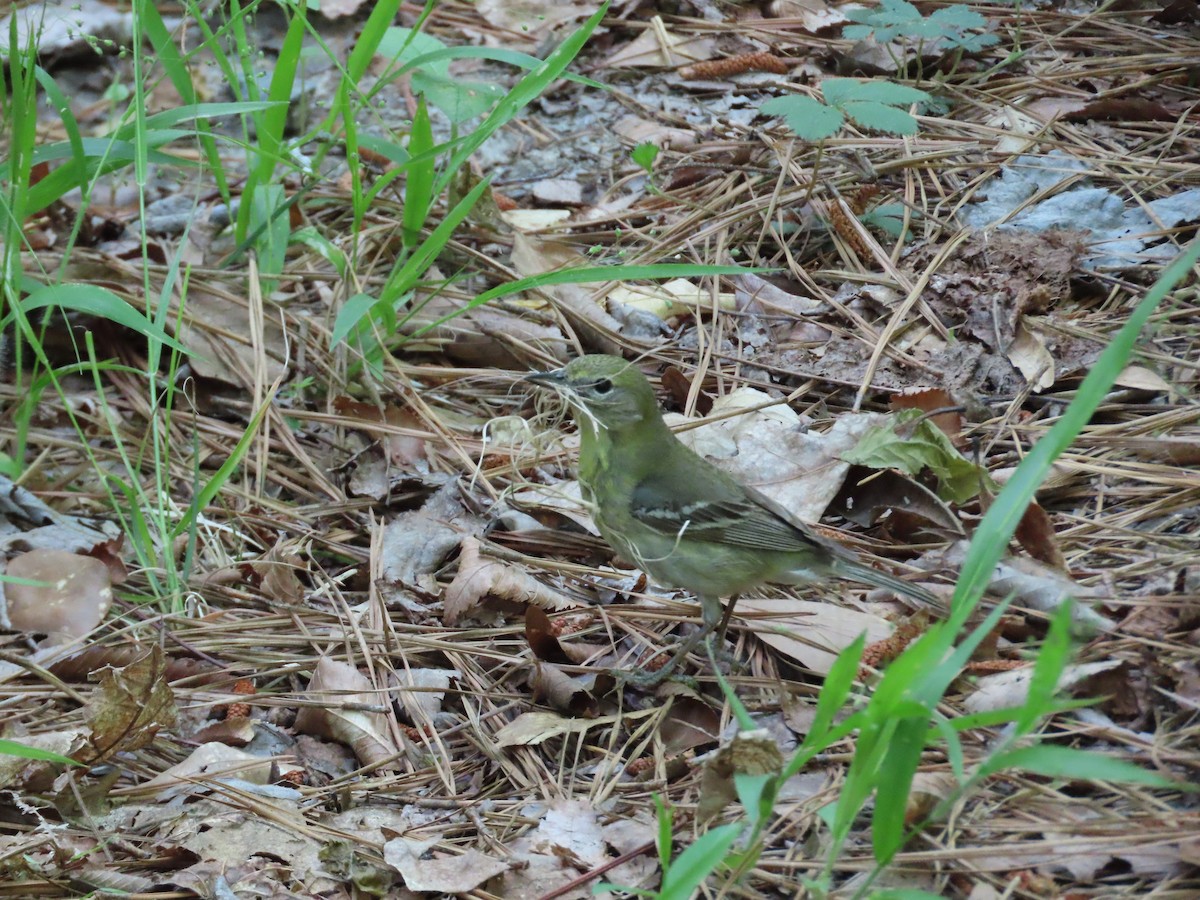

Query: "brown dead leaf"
left=294, top=657, right=397, bottom=770
left=532, top=178, right=584, bottom=206
left=527, top=661, right=600, bottom=717
left=511, top=232, right=622, bottom=355
left=942, top=540, right=1112, bottom=631
left=333, top=397, right=428, bottom=467
left=251, top=540, right=306, bottom=605
left=734, top=273, right=825, bottom=318
left=1113, top=364, right=1172, bottom=394
left=174, top=284, right=288, bottom=386
left=1014, top=500, right=1067, bottom=570
left=963, top=659, right=1123, bottom=716
left=190, top=716, right=257, bottom=747
left=0, top=729, right=87, bottom=791
left=319, top=0, right=371, bottom=17
left=117, top=742, right=275, bottom=799
left=658, top=697, right=721, bottom=753
left=698, top=727, right=784, bottom=821
left=384, top=839, right=508, bottom=893
left=388, top=667, right=455, bottom=725
left=768, top=0, right=849, bottom=33
left=1008, top=318, right=1055, bottom=391
left=379, top=480, right=485, bottom=613
left=86, top=646, right=178, bottom=761
left=830, top=468, right=963, bottom=535
left=174, top=808, right=327, bottom=889
left=670, top=394, right=885, bottom=524
left=526, top=606, right=603, bottom=665
left=732, top=597, right=893, bottom=674
left=445, top=536, right=578, bottom=624
left=475, top=0, right=593, bottom=38
left=494, top=709, right=653, bottom=748
left=890, top=388, right=962, bottom=442
left=1065, top=98, right=1176, bottom=123
left=5, top=548, right=112, bottom=642
left=602, top=20, right=716, bottom=69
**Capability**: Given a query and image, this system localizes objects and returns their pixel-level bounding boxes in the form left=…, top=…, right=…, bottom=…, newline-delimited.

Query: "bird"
left=526, top=354, right=939, bottom=685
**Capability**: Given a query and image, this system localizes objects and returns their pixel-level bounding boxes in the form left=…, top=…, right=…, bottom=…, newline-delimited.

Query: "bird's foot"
left=614, top=629, right=707, bottom=689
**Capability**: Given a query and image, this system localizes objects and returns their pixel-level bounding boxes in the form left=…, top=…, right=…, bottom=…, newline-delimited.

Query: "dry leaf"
left=444, top=536, right=578, bottom=624
left=1007, top=318, right=1055, bottom=391
left=0, top=729, right=86, bottom=791
left=1114, top=365, right=1172, bottom=393
left=601, top=21, right=716, bottom=69
left=890, top=388, right=963, bottom=442
left=500, top=208, right=573, bottom=231
left=607, top=277, right=735, bottom=320
left=384, top=840, right=508, bottom=893
left=85, top=646, right=178, bottom=760
left=389, top=667, right=455, bottom=724
left=475, top=0, right=593, bottom=37
left=905, top=771, right=959, bottom=826
left=963, top=659, right=1122, bottom=715
left=527, top=661, right=600, bottom=717
left=669, top=394, right=885, bottom=524
left=5, top=548, right=112, bottom=642
left=494, top=708, right=656, bottom=747
left=294, top=657, right=396, bottom=769
left=732, top=597, right=893, bottom=674
left=118, top=743, right=274, bottom=799
left=699, top=728, right=784, bottom=821
left=1014, top=500, right=1067, bottom=570
left=252, top=540, right=306, bottom=605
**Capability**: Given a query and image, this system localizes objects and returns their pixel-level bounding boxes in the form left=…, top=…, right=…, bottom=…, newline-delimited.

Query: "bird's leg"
left=616, top=627, right=706, bottom=688
left=708, top=594, right=746, bottom=673
left=616, top=594, right=724, bottom=689
left=713, top=594, right=739, bottom=645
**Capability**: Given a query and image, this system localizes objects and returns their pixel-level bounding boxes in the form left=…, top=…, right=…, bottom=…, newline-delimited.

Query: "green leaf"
left=871, top=716, right=927, bottom=861
left=842, top=410, right=990, bottom=503
left=403, top=96, right=435, bottom=246
left=761, top=94, right=843, bottom=140
left=825, top=78, right=929, bottom=107
left=290, top=227, right=347, bottom=277
left=807, top=634, right=864, bottom=746
left=977, top=746, right=1180, bottom=787
left=860, top=202, right=910, bottom=238
left=20, top=284, right=189, bottom=355
left=735, top=772, right=775, bottom=828
left=411, top=70, right=504, bottom=122
left=1015, top=598, right=1074, bottom=735
left=841, top=100, right=920, bottom=135
left=330, top=292, right=383, bottom=347
left=659, top=823, right=742, bottom=899
left=632, top=141, right=659, bottom=174
left=0, top=739, right=82, bottom=765
left=377, top=27, right=449, bottom=77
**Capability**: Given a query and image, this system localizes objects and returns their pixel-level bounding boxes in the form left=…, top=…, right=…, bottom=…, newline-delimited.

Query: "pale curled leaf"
left=384, top=840, right=507, bottom=893
left=444, top=536, right=578, bottom=624
left=294, top=657, right=397, bottom=769
left=5, top=549, right=112, bottom=642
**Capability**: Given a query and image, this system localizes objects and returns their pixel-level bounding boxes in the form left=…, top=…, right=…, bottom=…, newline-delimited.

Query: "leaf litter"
left=1, top=0, right=1198, bottom=897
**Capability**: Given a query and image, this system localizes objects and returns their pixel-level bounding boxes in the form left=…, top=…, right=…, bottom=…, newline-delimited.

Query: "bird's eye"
left=593, top=378, right=613, bottom=395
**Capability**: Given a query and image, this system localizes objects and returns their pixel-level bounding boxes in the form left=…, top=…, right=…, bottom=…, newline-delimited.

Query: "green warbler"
left=527, top=354, right=939, bottom=683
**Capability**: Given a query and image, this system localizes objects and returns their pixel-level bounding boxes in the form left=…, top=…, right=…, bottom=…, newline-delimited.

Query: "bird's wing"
left=628, top=469, right=836, bottom=555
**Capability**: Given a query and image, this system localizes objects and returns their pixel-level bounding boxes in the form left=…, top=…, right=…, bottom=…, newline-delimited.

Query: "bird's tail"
left=831, top=557, right=946, bottom=613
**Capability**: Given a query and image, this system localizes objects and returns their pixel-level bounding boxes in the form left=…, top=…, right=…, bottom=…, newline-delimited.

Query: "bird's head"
left=526, top=354, right=660, bottom=433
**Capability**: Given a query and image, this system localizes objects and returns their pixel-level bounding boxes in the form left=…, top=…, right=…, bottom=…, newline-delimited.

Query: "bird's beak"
left=525, top=368, right=566, bottom=386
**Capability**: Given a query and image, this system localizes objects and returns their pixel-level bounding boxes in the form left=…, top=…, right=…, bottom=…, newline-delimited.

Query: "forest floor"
left=0, top=0, right=1198, bottom=897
